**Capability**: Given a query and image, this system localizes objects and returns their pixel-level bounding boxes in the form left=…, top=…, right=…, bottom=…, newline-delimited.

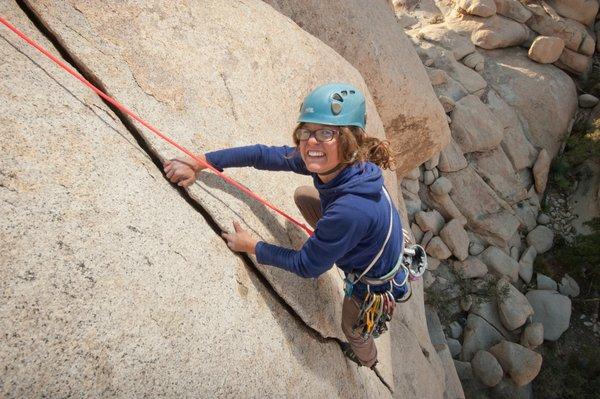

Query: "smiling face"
left=297, top=123, right=342, bottom=179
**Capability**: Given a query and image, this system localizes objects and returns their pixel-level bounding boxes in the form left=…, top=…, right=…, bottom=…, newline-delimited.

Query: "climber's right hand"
left=163, top=154, right=208, bottom=188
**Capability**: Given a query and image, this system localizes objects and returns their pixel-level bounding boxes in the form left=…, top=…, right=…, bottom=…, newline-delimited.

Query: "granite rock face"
left=482, top=48, right=577, bottom=158
left=0, top=0, right=446, bottom=396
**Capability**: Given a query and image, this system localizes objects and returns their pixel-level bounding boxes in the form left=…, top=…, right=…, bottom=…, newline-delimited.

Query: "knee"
left=293, top=185, right=314, bottom=206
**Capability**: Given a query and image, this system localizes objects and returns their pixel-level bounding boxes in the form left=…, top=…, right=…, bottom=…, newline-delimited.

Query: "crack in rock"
left=14, top=0, right=394, bottom=391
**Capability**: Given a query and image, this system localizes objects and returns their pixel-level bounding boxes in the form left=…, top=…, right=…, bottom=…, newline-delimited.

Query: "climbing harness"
left=0, top=16, right=313, bottom=237
left=341, top=188, right=428, bottom=338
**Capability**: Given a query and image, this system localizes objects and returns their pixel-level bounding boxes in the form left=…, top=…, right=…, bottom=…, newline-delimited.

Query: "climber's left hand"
left=222, top=221, right=258, bottom=254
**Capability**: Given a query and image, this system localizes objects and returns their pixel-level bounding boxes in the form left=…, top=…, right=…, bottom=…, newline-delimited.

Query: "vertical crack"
left=13, top=0, right=393, bottom=391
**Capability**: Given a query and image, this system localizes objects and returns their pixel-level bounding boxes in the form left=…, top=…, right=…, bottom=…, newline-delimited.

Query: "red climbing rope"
left=0, top=16, right=314, bottom=236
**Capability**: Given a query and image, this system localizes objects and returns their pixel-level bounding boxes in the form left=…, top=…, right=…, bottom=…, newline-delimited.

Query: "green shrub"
left=554, top=218, right=600, bottom=292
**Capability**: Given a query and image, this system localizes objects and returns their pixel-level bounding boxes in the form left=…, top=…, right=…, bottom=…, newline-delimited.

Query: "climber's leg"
left=341, top=296, right=378, bottom=368
left=294, top=185, right=321, bottom=229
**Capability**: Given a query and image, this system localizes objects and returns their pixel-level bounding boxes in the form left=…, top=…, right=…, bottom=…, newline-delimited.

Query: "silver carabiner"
left=402, top=244, right=428, bottom=278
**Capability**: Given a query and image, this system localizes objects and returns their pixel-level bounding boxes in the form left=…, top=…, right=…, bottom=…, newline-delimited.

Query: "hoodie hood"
left=313, top=162, right=383, bottom=201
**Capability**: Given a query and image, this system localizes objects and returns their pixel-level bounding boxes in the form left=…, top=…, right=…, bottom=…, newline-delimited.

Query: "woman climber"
left=163, top=83, right=417, bottom=369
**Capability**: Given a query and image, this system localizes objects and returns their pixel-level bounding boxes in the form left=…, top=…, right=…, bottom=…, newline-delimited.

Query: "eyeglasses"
left=294, top=128, right=338, bottom=142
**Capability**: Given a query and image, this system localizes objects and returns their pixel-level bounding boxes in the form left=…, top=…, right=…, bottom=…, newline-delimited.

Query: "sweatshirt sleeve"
left=255, top=204, right=368, bottom=278
left=205, top=144, right=309, bottom=175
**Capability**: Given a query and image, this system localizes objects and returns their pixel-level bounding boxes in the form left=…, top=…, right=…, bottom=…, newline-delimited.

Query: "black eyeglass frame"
left=294, top=128, right=339, bottom=142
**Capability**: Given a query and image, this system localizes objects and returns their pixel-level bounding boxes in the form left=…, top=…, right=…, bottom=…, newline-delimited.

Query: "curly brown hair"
left=292, top=124, right=396, bottom=170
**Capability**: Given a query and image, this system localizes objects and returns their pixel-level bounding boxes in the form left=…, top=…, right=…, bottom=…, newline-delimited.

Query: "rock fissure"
left=13, top=0, right=395, bottom=391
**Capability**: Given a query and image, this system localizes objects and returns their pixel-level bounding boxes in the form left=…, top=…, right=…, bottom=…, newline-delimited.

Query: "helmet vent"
left=350, top=90, right=355, bottom=94
left=331, top=102, right=343, bottom=115
left=341, top=90, right=348, bottom=96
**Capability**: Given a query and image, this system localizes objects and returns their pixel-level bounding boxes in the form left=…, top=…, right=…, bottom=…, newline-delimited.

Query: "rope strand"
left=0, top=16, right=313, bottom=237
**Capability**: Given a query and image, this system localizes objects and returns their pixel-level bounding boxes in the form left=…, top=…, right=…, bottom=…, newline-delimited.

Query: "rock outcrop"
left=390, top=0, right=594, bottom=395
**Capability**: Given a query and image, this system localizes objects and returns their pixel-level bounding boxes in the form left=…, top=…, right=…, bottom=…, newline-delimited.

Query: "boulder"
left=546, top=0, right=599, bottom=26
left=452, top=256, right=488, bottom=278
left=447, top=14, right=530, bottom=49
left=525, top=4, right=594, bottom=53
left=444, top=167, right=520, bottom=246
left=462, top=52, right=485, bottom=71
left=428, top=191, right=468, bottom=225
left=521, top=323, right=544, bottom=349
left=402, top=177, right=421, bottom=194
left=417, top=24, right=477, bottom=60
left=411, top=222, right=425, bottom=243
left=449, top=321, right=463, bottom=339
left=426, top=46, right=488, bottom=95
left=457, top=0, right=497, bottom=17
left=470, top=16, right=530, bottom=49
left=450, top=95, right=504, bottom=154
left=536, top=273, right=558, bottom=291
left=424, top=170, right=436, bottom=185
left=528, top=36, right=564, bottom=64
left=461, top=313, right=505, bottom=361
left=470, top=147, right=529, bottom=205
left=489, top=341, right=542, bottom=386
left=426, top=237, right=453, bottom=260
left=486, top=90, right=537, bottom=171
left=430, top=176, right=453, bottom=195
left=518, top=246, right=537, bottom=283
left=428, top=257, right=441, bottom=271
left=439, top=95, right=456, bottom=113
left=469, top=242, right=485, bottom=256
left=421, top=230, right=435, bottom=248
left=480, top=247, right=520, bottom=282
left=579, top=94, right=600, bottom=108
left=536, top=213, right=550, bottom=225
left=482, top=48, right=577, bottom=158
left=471, top=299, right=516, bottom=340
left=439, top=219, right=470, bottom=260
left=559, top=274, right=580, bottom=297
left=425, top=153, right=441, bottom=170
left=454, top=360, right=491, bottom=396
left=265, top=0, right=451, bottom=176
left=460, top=295, right=474, bottom=311
left=497, top=279, right=534, bottom=330
left=555, top=47, right=592, bottom=75
left=415, top=210, right=446, bottom=234
left=438, top=139, right=468, bottom=172
left=406, top=166, right=422, bottom=180
left=526, top=290, right=572, bottom=341
left=447, top=338, right=462, bottom=358
left=427, top=68, right=449, bottom=86
left=513, top=201, right=538, bottom=232
left=526, top=225, right=554, bottom=253
left=532, top=149, right=550, bottom=194
left=472, top=350, right=503, bottom=387
left=493, top=0, right=532, bottom=23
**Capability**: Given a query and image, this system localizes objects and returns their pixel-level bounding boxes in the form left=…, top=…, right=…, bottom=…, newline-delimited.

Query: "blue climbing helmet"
left=297, top=83, right=367, bottom=129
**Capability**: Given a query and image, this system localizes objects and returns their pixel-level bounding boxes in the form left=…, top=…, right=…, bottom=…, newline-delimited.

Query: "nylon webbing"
left=0, top=16, right=313, bottom=237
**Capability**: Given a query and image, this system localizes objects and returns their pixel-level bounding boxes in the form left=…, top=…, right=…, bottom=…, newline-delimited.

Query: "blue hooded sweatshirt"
left=206, top=144, right=407, bottom=300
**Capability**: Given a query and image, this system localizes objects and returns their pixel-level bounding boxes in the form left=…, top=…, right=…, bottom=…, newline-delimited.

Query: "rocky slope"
left=391, top=0, right=599, bottom=397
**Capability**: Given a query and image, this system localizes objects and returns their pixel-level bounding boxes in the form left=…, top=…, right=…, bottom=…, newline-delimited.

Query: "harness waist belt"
left=354, top=256, right=405, bottom=286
